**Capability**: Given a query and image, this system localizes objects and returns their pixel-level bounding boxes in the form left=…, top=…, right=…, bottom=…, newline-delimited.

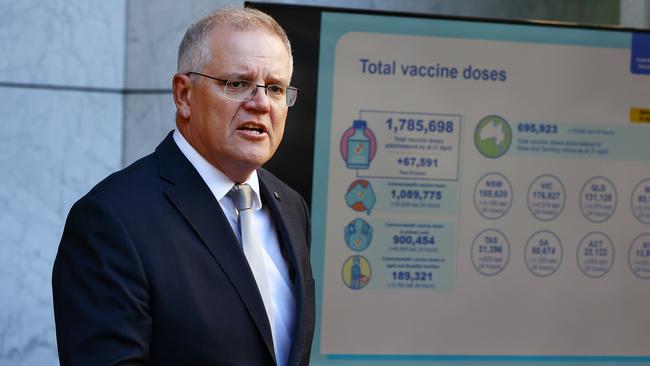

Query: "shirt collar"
left=172, top=129, right=262, bottom=210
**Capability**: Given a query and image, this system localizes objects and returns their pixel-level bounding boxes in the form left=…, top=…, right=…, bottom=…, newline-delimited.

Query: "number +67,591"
left=386, top=118, right=454, bottom=134
left=397, top=157, right=438, bottom=168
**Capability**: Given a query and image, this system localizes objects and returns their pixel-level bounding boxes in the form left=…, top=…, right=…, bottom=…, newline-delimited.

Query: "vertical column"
left=621, top=0, right=650, bottom=28
left=0, top=1, right=126, bottom=365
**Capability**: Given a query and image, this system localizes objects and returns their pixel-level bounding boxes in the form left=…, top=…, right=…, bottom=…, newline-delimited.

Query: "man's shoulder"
left=88, top=153, right=159, bottom=200
left=83, top=133, right=178, bottom=204
left=70, top=147, right=174, bottom=222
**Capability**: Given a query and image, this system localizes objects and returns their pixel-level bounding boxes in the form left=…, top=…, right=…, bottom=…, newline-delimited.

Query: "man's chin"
left=228, top=152, right=273, bottom=175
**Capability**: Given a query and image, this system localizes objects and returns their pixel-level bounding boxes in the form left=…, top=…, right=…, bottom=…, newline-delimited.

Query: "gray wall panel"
left=0, top=88, right=122, bottom=366
left=0, top=0, right=126, bottom=88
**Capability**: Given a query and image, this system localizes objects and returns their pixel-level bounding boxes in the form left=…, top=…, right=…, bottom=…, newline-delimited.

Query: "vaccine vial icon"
left=340, top=119, right=377, bottom=169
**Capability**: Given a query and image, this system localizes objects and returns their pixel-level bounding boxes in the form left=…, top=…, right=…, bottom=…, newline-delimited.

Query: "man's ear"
left=172, top=73, right=192, bottom=119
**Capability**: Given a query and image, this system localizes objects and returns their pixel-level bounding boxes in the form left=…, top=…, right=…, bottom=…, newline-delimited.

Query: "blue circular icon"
left=345, top=179, right=376, bottom=215
left=344, top=218, right=373, bottom=252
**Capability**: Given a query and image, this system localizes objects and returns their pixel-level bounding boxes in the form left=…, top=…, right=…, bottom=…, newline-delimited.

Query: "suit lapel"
left=258, top=173, right=306, bottom=285
left=154, top=134, right=276, bottom=361
left=258, top=169, right=310, bottom=365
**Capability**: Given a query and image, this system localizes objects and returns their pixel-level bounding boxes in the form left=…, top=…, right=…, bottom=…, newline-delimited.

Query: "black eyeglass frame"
left=185, top=71, right=299, bottom=107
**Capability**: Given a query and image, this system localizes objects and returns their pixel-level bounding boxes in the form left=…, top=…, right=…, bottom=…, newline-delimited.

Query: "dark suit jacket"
left=52, top=132, right=315, bottom=365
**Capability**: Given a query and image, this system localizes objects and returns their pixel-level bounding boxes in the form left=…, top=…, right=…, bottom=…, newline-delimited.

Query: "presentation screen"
left=251, top=3, right=650, bottom=365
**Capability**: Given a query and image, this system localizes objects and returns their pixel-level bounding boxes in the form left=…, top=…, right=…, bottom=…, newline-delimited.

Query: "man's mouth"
left=238, top=123, right=267, bottom=135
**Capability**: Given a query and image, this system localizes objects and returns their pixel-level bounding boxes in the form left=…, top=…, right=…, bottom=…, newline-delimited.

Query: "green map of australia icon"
left=474, top=115, right=512, bottom=159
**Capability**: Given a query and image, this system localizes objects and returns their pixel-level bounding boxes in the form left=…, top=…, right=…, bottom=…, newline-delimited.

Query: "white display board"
left=310, top=11, right=650, bottom=365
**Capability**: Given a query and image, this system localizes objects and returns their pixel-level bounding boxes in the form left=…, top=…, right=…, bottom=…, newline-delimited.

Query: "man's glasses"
left=186, top=72, right=298, bottom=107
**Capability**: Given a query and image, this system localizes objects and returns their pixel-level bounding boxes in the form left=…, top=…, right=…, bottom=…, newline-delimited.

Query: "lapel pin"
left=274, top=191, right=281, bottom=201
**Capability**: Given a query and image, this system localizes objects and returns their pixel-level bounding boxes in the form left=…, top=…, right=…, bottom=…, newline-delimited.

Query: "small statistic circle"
left=527, top=174, right=566, bottom=221
left=631, top=178, right=650, bottom=225
left=577, top=231, right=615, bottom=278
left=628, top=233, right=650, bottom=280
left=524, top=230, right=563, bottom=277
left=471, top=229, right=511, bottom=276
left=580, top=176, right=617, bottom=223
left=473, top=172, right=513, bottom=220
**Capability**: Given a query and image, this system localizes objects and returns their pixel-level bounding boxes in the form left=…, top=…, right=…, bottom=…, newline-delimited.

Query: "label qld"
left=359, top=58, right=507, bottom=82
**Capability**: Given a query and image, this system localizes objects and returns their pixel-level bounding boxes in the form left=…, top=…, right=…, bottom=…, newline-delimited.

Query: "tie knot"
left=228, top=183, right=254, bottom=211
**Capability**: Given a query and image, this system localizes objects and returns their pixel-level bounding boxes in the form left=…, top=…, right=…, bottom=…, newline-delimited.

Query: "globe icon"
left=474, top=115, right=512, bottom=159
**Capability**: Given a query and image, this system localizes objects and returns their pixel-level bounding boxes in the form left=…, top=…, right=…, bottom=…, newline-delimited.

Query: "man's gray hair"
left=177, top=7, right=293, bottom=75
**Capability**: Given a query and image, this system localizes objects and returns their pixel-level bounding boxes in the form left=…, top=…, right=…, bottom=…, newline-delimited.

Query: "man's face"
left=180, top=27, right=292, bottom=181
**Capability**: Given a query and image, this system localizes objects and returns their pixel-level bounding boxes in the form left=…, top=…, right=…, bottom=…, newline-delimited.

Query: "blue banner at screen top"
left=631, top=32, right=650, bottom=74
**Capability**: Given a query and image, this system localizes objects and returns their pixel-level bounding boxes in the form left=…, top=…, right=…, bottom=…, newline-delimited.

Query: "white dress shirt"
left=173, top=129, right=296, bottom=366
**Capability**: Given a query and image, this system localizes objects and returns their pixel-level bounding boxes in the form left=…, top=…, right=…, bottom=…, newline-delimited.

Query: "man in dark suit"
left=52, top=7, right=314, bottom=365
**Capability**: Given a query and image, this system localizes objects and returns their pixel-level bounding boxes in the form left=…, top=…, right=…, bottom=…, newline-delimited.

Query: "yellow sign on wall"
left=630, top=108, right=650, bottom=123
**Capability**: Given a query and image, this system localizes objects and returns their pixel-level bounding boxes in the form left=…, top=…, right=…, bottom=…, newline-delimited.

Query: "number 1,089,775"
left=390, top=189, right=442, bottom=201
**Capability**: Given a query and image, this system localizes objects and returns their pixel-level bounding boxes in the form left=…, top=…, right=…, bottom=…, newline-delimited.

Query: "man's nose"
left=244, top=85, right=271, bottom=112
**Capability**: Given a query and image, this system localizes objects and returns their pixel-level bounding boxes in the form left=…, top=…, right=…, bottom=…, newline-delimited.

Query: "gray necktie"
left=228, top=184, right=275, bottom=344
